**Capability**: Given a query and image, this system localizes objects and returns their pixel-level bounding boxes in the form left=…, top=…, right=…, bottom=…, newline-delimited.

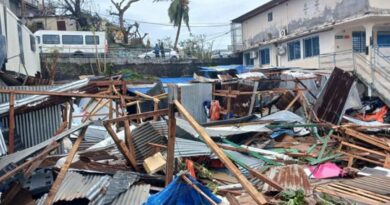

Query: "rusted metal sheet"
left=262, top=164, right=312, bottom=195
left=313, top=67, right=356, bottom=124
left=342, top=176, right=390, bottom=195
left=315, top=176, right=390, bottom=204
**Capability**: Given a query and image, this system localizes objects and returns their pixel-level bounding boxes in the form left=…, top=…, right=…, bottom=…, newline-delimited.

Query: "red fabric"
left=210, top=100, right=221, bottom=121
left=186, top=159, right=196, bottom=178
left=357, top=106, right=388, bottom=123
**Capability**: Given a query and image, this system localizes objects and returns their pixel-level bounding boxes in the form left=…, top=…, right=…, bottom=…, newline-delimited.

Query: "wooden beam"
left=248, top=81, right=259, bottom=115
left=174, top=100, right=267, bottom=205
left=8, top=92, right=15, bottom=153
left=44, top=127, right=88, bottom=205
left=0, top=89, right=136, bottom=100
left=344, top=128, right=390, bottom=151
left=165, top=103, right=176, bottom=186
left=104, top=109, right=169, bottom=124
left=181, top=175, right=218, bottom=205
left=0, top=141, right=59, bottom=183
left=104, top=123, right=140, bottom=171
left=226, top=193, right=240, bottom=205
left=227, top=87, right=232, bottom=119
left=248, top=168, right=283, bottom=191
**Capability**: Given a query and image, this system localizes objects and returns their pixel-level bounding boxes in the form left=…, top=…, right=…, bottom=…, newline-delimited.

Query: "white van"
left=0, top=2, right=41, bottom=76
left=34, top=30, right=106, bottom=56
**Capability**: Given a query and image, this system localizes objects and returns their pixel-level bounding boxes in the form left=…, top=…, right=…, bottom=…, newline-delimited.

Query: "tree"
left=62, top=0, right=88, bottom=30
left=179, top=35, right=213, bottom=61
left=168, top=0, right=190, bottom=50
left=109, top=0, right=140, bottom=44
left=155, top=0, right=190, bottom=50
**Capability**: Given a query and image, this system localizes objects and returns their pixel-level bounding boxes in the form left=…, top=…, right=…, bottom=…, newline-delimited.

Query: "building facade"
left=232, top=0, right=390, bottom=69
left=26, top=15, right=77, bottom=32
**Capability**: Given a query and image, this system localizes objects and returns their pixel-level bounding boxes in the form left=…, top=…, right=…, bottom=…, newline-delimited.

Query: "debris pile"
left=0, top=67, right=389, bottom=204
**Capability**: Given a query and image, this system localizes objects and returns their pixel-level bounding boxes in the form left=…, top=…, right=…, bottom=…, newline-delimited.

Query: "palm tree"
left=158, top=0, right=190, bottom=50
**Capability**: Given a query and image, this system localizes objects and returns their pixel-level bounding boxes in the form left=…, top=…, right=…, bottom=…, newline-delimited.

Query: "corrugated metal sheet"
left=224, top=150, right=265, bottom=176
left=0, top=78, right=89, bottom=115
left=103, top=171, right=140, bottom=205
left=176, top=118, right=266, bottom=137
left=0, top=104, right=62, bottom=150
left=342, top=176, right=390, bottom=195
left=132, top=121, right=166, bottom=164
left=180, top=83, right=212, bottom=123
left=313, top=67, right=356, bottom=124
left=262, top=164, right=312, bottom=195
left=54, top=172, right=111, bottom=204
left=0, top=121, right=92, bottom=171
left=0, top=86, right=58, bottom=103
left=174, top=137, right=212, bottom=158
left=111, top=184, right=151, bottom=205
left=0, top=128, right=7, bottom=156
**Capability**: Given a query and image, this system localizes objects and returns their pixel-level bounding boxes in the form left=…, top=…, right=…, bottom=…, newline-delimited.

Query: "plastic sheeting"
left=145, top=174, right=221, bottom=205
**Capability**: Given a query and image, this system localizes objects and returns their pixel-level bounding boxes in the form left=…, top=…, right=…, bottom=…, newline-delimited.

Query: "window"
left=244, top=53, right=254, bottom=66
left=85, top=35, right=100, bottom=45
left=42, top=35, right=60, bottom=44
left=30, top=35, right=36, bottom=52
left=268, top=12, right=273, bottom=22
left=62, top=35, right=83, bottom=45
left=304, top=36, right=319, bottom=58
left=377, top=31, right=390, bottom=47
left=260, top=48, right=270, bottom=65
left=288, top=40, right=301, bottom=61
left=352, top=31, right=366, bottom=53
left=36, top=36, right=40, bottom=44
left=35, top=22, right=44, bottom=30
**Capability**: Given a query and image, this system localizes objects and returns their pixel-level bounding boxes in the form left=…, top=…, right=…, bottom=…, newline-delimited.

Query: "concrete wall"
left=27, top=17, right=77, bottom=31
left=241, top=0, right=370, bottom=49
left=41, top=58, right=242, bottom=81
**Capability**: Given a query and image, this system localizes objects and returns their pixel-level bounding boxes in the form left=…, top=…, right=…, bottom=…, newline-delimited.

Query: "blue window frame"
left=244, top=53, right=254, bottom=66
left=352, top=31, right=366, bottom=53
left=288, top=40, right=301, bottom=61
left=260, top=48, right=270, bottom=65
left=304, top=36, right=319, bottom=58
left=268, top=12, right=273, bottom=22
left=377, top=31, right=390, bottom=47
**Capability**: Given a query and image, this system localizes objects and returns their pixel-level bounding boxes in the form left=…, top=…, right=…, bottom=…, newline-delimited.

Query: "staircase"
left=319, top=48, right=390, bottom=106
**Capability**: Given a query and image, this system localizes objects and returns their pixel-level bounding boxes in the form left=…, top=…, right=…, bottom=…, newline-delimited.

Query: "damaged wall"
left=241, top=0, right=370, bottom=47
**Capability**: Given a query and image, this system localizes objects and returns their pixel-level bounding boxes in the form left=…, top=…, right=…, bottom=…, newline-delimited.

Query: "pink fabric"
left=309, top=162, right=342, bottom=179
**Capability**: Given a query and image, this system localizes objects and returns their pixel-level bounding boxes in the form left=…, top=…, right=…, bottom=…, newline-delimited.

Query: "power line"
left=99, top=13, right=231, bottom=28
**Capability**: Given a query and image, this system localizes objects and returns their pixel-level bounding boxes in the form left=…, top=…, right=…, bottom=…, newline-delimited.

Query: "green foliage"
left=279, top=190, right=305, bottom=205
left=118, top=68, right=157, bottom=81
left=179, top=34, right=213, bottom=61
left=168, top=0, right=190, bottom=31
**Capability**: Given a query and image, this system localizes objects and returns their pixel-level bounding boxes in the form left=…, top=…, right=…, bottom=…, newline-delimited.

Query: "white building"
left=232, top=0, right=390, bottom=70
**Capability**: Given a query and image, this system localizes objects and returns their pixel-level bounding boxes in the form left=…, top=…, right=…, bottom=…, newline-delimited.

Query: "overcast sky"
left=88, top=0, right=269, bottom=49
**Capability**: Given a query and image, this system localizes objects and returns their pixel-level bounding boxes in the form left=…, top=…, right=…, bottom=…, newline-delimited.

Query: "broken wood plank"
left=343, top=128, right=390, bottom=151
left=225, top=193, right=240, bottom=205
left=181, top=175, right=218, bottom=205
left=165, top=102, right=176, bottom=186
left=8, top=92, right=15, bottom=153
left=0, top=141, right=59, bottom=183
left=248, top=81, right=259, bottom=115
left=104, top=109, right=169, bottom=124
left=248, top=168, right=283, bottom=191
left=174, top=100, right=267, bottom=205
left=104, top=123, right=140, bottom=171
left=44, top=126, right=88, bottom=205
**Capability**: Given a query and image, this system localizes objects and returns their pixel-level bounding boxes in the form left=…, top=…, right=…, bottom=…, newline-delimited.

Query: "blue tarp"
left=145, top=174, right=221, bottom=205
left=160, top=77, right=194, bottom=84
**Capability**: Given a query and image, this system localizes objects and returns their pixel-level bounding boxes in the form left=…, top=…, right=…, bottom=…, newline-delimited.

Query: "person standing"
left=160, top=42, right=165, bottom=58
left=154, top=43, right=160, bottom=58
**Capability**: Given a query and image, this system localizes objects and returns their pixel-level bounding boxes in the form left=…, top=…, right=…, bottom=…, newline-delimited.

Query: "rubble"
left=0, top=67, right=389, bottom=204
